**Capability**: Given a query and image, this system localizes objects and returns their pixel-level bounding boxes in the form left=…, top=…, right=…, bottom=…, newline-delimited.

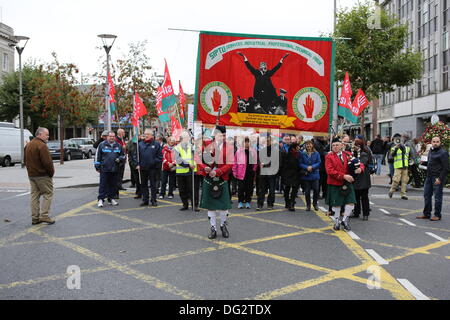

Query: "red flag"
left=161, top=60, right=176, bottom=110
left=338, top=72, right=352, bottom=111
left=351, top=89, right=369, bottom=116
left=108, top=72, right=116, bottom=104
left=132, top=93, right=148, bottom=127
left=170, top=115, right=182, bottom=140
left=179, top=81, right=185, bottom=120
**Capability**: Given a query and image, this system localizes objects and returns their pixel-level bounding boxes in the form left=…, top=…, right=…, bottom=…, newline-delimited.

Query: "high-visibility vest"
left=175, top=145, right=197, bottom=174
left=391, top=146, right=410, bottom=169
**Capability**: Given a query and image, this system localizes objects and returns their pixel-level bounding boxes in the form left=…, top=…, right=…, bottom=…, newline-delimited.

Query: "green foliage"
left=333, top=1, right=422, bottom=100
left=0, top=63, right=55, bottom=132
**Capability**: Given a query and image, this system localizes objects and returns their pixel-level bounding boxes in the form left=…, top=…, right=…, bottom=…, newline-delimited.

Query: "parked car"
left=47, top=140, right=84, bottom=161
left=70, top=137, right=96, bottom=159
left=0, top=122, right=33, bottom=167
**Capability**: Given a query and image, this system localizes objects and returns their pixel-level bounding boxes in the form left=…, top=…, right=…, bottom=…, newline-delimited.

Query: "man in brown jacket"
left=24, top=127, right=55, bottom=225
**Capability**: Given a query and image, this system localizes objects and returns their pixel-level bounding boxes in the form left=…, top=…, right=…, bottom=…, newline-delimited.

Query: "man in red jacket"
left=159, top=136, right=176, bottom=199
left=325, top=138, right=361, bottom=231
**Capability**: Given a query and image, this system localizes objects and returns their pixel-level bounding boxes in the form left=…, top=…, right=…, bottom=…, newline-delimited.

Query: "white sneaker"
left=97, top=200, right=104, bottom=208
left=110, top=199, right=119, bottom=206
left=158, top=195, right=164, bottom=199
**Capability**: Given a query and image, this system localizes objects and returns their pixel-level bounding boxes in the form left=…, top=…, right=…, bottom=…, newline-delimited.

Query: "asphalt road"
left=0, top=184, right=449, bottom=300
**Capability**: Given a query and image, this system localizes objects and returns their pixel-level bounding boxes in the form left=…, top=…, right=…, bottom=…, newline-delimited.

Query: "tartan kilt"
left=200, top=179, right=231, bottom=211
left=326, top=184, right=356, bottom=207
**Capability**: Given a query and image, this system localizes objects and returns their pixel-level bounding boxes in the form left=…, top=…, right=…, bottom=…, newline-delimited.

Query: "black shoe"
left=179, top=206, right=189, bottom=211
left=208, top=227, right=217, bottom=239
left=350, top=213, right=359, bottom=218
left=288, top=206, right=295, bottom=212
left=306, top=206, right=311, bottom=211
left=256, top=206, right=262, bottom=211
left=194, top=206, right=200, bottom=212
left=401, top=196, right=408, bottom=200
left=118, top=187, right=126, bottom=191
left=140, top=201, right=149, bottom=206
left=313, top=205, right=319, bottom=211
left=220, top=223, right=229, bottom=238
left=267, top=205, right=273, bottom=210
left=341, top=217, right=351, bottom=231
left=362, top=216, right=369, bottom=221
left=151, top=200, right=157, bottom=207
left=134, top=195, right=142, bottom=199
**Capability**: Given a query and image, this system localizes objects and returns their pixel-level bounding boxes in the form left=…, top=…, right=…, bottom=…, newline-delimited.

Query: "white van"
left=0, top=122, right=33, bottom=167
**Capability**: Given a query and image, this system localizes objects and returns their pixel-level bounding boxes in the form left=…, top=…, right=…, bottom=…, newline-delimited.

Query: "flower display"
left=420, top=121, right=450, bottom=151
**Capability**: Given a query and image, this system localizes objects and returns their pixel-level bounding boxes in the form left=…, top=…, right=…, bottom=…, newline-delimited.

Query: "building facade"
left=380, top=0, right=450, bottom=139
left=0, top=22, right=16, bottom=84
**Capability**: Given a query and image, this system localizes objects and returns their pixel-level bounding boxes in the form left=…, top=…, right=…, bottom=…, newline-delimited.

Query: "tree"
left=30, top=53, right=99, bottom=164
left=0, top=63, right=55, bottom=132
left=333, top=1, right=422, bottom=135
left=94, top=41, right=157, bottom=129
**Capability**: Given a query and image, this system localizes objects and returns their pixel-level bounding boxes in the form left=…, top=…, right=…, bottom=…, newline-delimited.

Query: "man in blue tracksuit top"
left=94, top=131, right=125, bottom=207
left=133, top=129, right=163, bottom=207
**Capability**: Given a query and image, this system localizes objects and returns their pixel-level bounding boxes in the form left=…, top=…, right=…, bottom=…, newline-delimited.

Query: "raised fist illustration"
left=211, top=89, right=222, bottom=112
left=304, top=95, right=315, bottom=119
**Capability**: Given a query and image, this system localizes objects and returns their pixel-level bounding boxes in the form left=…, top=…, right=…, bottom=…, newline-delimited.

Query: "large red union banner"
left=194, top=31, right=335, bottom=134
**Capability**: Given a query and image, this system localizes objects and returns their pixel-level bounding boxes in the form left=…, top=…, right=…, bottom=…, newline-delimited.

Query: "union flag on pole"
left=170, top=115, right=182, bottom=140
left=351, top=89, right=369, bottom=116
left=161, top=60, right=177, bottom=111
left=156, top=85, right=170, bottom=122
left=179, top=81, right=185, bottom=121
left=131, top=92, right=148, bottom=127
left=337, top=72, right=358, bottom=124
left=108, top=72, right=117, bottom=113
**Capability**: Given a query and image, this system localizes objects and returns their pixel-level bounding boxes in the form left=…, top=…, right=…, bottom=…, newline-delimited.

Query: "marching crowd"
left=91, top=125, right=448, bottom=239
left=23, top=126, right=448, bottom=240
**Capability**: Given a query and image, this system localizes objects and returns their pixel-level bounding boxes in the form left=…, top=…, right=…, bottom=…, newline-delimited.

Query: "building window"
left=2, top=53, right=8, bottom=72
left=380, top=122, right=393, bottom=138
left=444, top=66, right=449, bottom=90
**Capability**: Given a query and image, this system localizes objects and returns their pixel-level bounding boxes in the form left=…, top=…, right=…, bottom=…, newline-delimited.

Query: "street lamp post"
left=11, top=36, right=29, bottom=168
left=97, top=34, right=117, bottom=132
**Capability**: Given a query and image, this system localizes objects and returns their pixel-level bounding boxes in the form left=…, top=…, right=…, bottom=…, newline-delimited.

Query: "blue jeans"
left=423, top=176, right=444, bottom=218
left=374, top=154, right=384, bottom=175
left=98, top=171, right=118, bottom=201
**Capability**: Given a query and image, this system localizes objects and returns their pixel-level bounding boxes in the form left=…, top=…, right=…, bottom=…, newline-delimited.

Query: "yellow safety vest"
left=175, top=145, right=197, bottom=174
left=391, top=146, right=410, bottom=169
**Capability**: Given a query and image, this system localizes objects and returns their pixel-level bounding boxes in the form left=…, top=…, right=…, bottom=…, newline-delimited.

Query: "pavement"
left=0, top=159, right=130, bottom=190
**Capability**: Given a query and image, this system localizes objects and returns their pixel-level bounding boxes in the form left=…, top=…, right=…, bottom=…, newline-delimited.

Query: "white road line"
left=397, top=279, right=430, bottom=300
left=399, top=218, right=416, bottom=227
left=347, top=231, right=360, bottom=240
left=319, top=206, right=328, bottom=213
left=425, top=232, right=447, bottom=242
left=379, top=208, right=390, bottom=215
left=369, top=201, right=375, bottom=205
left=365, top=249, right=389, bottom=265
left=16, top=192, right=31, bottom=197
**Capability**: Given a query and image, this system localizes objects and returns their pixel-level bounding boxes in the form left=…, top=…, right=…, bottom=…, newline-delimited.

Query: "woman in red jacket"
left=325, top=138, right=361, bottom=231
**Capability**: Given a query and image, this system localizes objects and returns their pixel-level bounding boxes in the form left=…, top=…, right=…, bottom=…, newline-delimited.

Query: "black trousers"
left=194, top=174, right=202, bottom=207
left=160, top=170, right=176, bottom=197
left=140, top=169, right=158, bottom=203
left=130, top=167, right=141, bottom=195
left=354, top=188, right=370, bottom=217
left=303, top=179, right=319, bottom=207
left=284, top=185, right=299, bottom=206
left=177, top=174, right=192, bottom=207
left=129, top=162, right=136, bottom=186
left=258, top=175, right=276, bottom=206
left=237, top=171, right=254, bottom=203
left=117, top=163, right=125, bottom=189
left=155, top=167, right=162, bottom=194
left=319, top=170, right=327, bottom=198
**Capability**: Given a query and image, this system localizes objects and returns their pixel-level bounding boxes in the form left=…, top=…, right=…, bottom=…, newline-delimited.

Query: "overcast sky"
left=1, top=0, right=360, bottom=94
